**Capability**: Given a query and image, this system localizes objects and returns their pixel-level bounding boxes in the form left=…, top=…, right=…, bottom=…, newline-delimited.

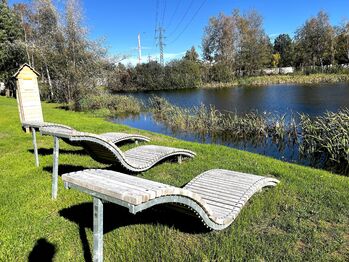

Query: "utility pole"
left=137, top=33, right=142, bottom=65
left=155, top=26, right=165, bottom=66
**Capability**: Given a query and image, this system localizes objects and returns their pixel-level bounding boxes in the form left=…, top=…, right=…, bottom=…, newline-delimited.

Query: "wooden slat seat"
left=61, top=169, right=279, bottom=261
left=40, top=126, right=196, bottom=199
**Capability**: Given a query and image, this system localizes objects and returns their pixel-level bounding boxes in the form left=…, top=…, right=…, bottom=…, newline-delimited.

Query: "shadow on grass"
left=55, top=105, right=70, bottom=110
left=43, top=165, right=88, bottom=176
left=60, top=202, right=208, bottom=261
left=43, top=165, right=127, bottom=176
left=28, top=148, right=87, bottom=156
left=28, top=238, right=56, bottom=262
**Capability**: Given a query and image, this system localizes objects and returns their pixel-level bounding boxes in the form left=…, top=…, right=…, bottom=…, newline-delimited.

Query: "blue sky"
left=9, top=0, right=349, bottom=65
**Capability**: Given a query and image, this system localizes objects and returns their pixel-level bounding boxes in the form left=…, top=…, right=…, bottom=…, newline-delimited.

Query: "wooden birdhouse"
left=13, top=64, right=42, bottom=132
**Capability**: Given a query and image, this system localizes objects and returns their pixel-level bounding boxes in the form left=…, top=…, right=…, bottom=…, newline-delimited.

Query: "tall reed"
left=300, top=109, right=349, bottom=175
left=149, top=96, right=298, bottom=142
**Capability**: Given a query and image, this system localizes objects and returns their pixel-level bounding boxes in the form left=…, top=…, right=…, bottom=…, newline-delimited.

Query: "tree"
left=12, top=3, right=32, bottom=65
left=294, top=11, right=335, bottom=68
left=273, top=34, right=294, bottom=66
left=56, top=0, right=107, bottom=108
left=183, top=46, right=199, bottom=62
left=202, top=12, right=236, bottom=65
left=335, top=21, right=349, bottom=64
left=235, top=10, right=272, bottom=74
left=30, top=0, right=63, bottom=100
left=0, top=2, right=25, bottom=82
left=202, top=9, right=272, bottom=75
left=271, top=53, right=281, bottom=68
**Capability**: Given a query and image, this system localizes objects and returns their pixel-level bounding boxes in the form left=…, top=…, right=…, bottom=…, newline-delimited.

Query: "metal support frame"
left=31, top=127, right=39, bottom=167
left=93, top=197, right=104, bottom=262
left=52, top=136, right=59, bottom=199
left=178, top=155, right=182, bottom=164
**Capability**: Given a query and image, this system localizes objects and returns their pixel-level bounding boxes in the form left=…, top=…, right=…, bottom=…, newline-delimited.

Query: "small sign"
left=14, top=64, right=43, bottom=125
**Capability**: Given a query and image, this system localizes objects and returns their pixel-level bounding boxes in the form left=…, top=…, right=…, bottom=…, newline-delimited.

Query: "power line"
left=169, top=0, right=207, bottom=45
left=167, top=0, right=194, bottom=38
left=154, top=0, right=159, bottom=43
left=161, top=0, right=166, bottom=27
left=167, top=0, right=181, bottom=30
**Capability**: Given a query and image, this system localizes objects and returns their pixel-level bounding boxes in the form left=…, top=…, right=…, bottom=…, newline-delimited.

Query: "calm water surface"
left=111, top=83, right=349, bottom=166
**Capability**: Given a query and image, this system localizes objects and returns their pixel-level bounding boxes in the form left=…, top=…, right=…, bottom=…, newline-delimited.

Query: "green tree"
left=335, top=22, right=349, bottom=64
left=202, top=12, right=235, bottom=65
left=294, top=11, right=335, bottom=68
left=271, top=53, right=281, bottom=68
left=165, top=59, right=201, bottom=88
left=273, top=34, right=294, bottom=66
left=183, top=46, right=199, bottom=62
left=0, top=2, right=25, bottom=82
left=236, top=10, right=272, bottom=74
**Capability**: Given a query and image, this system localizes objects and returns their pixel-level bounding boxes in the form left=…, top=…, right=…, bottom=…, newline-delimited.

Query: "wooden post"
left=178, top=155, right=182, bottom=164
left=31, top=127, right=39, bottom=167
left=93, top=197, right=104, bottom=262
left=52, top=136, right=59, bottom=199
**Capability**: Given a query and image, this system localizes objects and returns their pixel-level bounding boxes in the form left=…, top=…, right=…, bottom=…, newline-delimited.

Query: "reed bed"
left=79, top=93, right=142, bottom=116
left=149, top=96, right=298, bottom=142
left=300, top=109, right=349, bottom=175
left=149, top=96, right=349, bottom=176
left=200, top=73, right=349, bottom=89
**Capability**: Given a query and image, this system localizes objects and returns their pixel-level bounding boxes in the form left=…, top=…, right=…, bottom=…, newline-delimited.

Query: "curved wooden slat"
left=41, top=126, right=196, bottom=172
left=62, top=169, right=279, bottom=230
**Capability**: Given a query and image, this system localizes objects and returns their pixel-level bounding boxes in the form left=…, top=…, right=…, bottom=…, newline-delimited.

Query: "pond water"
left=111, top=83, right=349, bottom=166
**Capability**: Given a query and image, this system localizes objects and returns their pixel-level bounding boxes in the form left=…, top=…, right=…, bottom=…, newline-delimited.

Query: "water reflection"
left=130, top=83, right=349, bottom=116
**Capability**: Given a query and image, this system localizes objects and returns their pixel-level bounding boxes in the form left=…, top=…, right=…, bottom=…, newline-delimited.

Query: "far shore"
left=200, top=73, right=349, bottom=89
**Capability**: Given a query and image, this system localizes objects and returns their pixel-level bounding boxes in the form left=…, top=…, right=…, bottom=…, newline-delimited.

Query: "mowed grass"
left=0, top=96, right=348, bottom=261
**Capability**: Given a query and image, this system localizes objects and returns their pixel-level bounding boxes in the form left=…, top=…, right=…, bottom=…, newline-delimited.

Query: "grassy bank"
left=0, top=96, right=348, bottom=261
left=200, top=73, right=349, bottom=88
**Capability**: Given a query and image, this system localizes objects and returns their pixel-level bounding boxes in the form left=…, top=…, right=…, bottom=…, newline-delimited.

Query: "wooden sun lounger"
left=24, top=121, right=150, bottom=167
left=62, top=169, right=279, bottom=262
left=40, top=126, right=196, bottom=199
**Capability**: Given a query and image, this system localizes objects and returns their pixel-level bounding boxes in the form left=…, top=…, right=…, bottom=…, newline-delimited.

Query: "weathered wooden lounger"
left=62, top=169, right=279, bottom=261
left=24, top=121, right=150, bottom=167
left=40, top=126, right=196, bottom=199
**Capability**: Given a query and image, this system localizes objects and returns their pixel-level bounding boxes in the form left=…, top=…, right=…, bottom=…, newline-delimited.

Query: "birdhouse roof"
left=13, top=63, right=40, bottom=78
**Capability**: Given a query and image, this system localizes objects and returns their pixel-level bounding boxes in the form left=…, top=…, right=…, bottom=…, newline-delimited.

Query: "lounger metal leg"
left=52, top=136, right=59, bottom=199
left=93, top=197, right=103, bottom=262
left=178, top=155, right=182, bottom=164
left=31, top=128, right=39, bottom=167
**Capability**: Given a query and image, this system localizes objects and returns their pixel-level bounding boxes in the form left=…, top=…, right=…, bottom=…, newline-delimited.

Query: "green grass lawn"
left=0, top=96, right=348, bottom=261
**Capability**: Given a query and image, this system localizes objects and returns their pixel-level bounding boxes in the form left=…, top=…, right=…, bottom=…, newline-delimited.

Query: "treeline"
left=108, top=48, right=201, bottom=92
left=202, top=10, right=349, bottom=77
left=105, top=9, right=349, bottom=91
left=0, top=0, right=112, bottom=109
left=1, top=1, right=349, bottom=103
